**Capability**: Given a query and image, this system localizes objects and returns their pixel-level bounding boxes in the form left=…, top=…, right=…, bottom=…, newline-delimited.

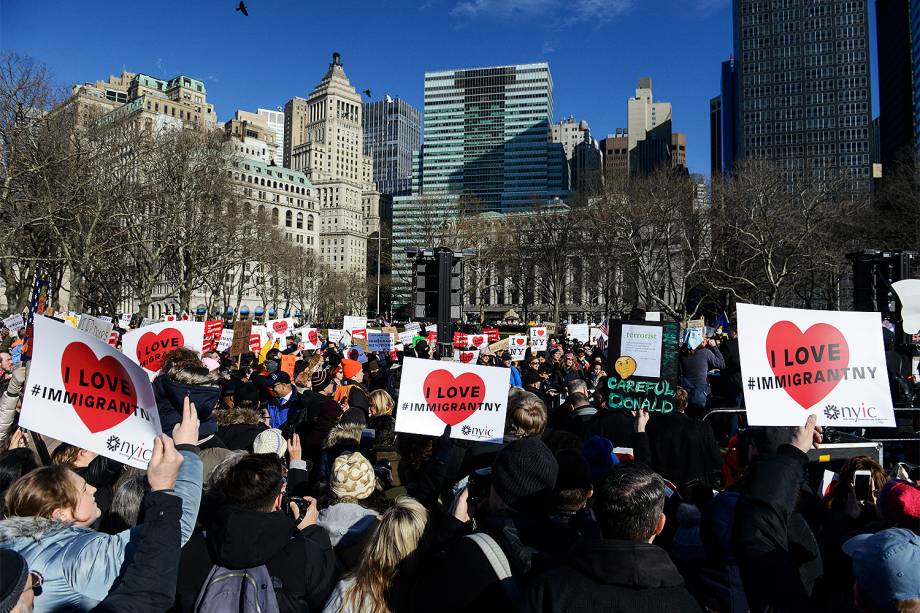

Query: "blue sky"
left=2, top=0, right=879, bottom=176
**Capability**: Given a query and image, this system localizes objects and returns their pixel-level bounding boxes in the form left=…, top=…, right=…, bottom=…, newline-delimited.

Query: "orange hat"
left=341, top=358, right=362, bottom=380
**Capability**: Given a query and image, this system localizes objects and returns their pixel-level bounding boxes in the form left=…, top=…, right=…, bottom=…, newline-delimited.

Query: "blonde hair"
left=506, top=389, right=547, bottom=437
left=50, top=443, right=81, bottom=467
left=4, top=465, right=80, bottom=519
left=339, top=497, right=428, bottom=613
left=368, top=390, right=394, bottom=417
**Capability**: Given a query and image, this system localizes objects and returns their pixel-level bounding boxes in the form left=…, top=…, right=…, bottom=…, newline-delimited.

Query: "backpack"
left=464, top=532, right=522, bottom=605
left=193, top=563, right=280, bottom=613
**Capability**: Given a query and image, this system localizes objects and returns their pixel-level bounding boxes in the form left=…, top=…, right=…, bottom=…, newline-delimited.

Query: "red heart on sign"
left=136, top=328, right=184, bottom=372
left=61, top=342, right=138, bottom=433
left=272, top=320, right=288, bottom=334
left=536, top=329, right=545, bottom=336
left=472, top=336, right=484, bottom=347
left=459, top=352, right=475, bottom=364
left=423, top=369, right=485, bottom=426
left=515, top=337, right=525, bottom=346
left=308, top=329, right=318, bottom=345
left=765, top=321, right=850, bottom=409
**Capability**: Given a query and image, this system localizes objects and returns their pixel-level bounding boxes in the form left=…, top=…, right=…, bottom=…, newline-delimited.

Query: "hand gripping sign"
left=19, top=317, right=162, bottom=469
left=737, top=304, right=895, bottom=427
left=121, top=321, right=205, bottom=377
left=395, top=357, right=509, bottom=444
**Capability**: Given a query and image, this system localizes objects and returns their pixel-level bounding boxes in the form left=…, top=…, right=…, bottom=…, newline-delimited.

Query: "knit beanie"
left=492, top=437, right=558, bottom=513
left=331, top=452, right=375, bottom=501
left=253, top=428, right=287, bottom=457
left=554, top=448, right=592, bottom=492
left=581, top=436, right=620, bottom=486
left=341, top=358, right=362, bottom=381
left=311, top=368, right=335, bottom=392
left=0, top=549, right=28, bottom=613
left=878, top=479, right=920, bottom=529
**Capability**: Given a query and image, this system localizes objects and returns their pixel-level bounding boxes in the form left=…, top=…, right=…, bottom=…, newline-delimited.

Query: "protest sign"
left=107, top=330, right=119, bottom=347
left=280, top=354, right=297, bottom=379
left=118, top=314, right=133, bottom=329
left=398, top=330, right=416, bottom=346
left=266, top=318, right=295, bottom=340
left=404, top=321, right=422, bottom=334
left=508, top=335, right=528, bottom=360
left=97, top=315, right=113, bottom=323
left=250, top=325, right=266, bottom=353
left=164, top=314, right=177, bottom=322
left=328, top=329, right=345, bottom=346
left=529, top=326, right=548, bottom=351
left=488, top=336, right=510, bottom=353
left=589, top=326, right=606, bottom=345
left=382, top=325, right=399, bottom=335
left=737, top=304, right=895, bottom=427
left=482, top=327, right=500, bottom=343
left=425, top=324, right=437, bottom=334
left=453, top=349, right=480, bottom=364
left=567, top=323, right=589, bottom=343
left=425, top=329, right=437, bottom=344
left=216, top=328, right=235, bottom=353
left=3, top=314, right=24, bottom=332
left=395, top=357, right=508, bottom=443
left=466, top=334, right=489, bottom=349
left=292, top=325, right=320, bottom=350
left=140, top=317, right=157, bottom=328
left=122, top=321, right=205, bottom=376
left=605, top=321, right=679, bottom=413
left=343, top=315, right=368, bottom=334
left=368, top=331, right=394, bottom=352
left=892, top=279, right=920, bottom=335
left=645, top=312, right=662, bottom=322
left=230, top=319, right=252, bottom=357
left=19, top=317, right=161, bottom=469
left=77, top=314, right=115, bottom=344
left=62, top=314, right=80, bottom=329
left=201, top=320, right=224, bottom=353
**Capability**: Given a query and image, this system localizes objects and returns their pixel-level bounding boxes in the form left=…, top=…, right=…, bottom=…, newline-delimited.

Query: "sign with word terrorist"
left=19, top=317, right=161, bottom=469
left=605, top=320, right=679, bottom=413
left=121, top=321, right=205, bottom=377
left=395, top=357, right=508, bottom=444
left=737, top=304, right=895, bottom=427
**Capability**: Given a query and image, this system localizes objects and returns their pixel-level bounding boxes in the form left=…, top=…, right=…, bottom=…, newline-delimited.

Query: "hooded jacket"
left=316, top=502, right=379, bottom=572
left=153, top=366, right=221, bottom=439
left=214, top=406, right=267, bottom=451
left=521, top=539, right=702, bottom=613
left=0, top=448, right=202, bottom=613
left=174, top=505, right=340, bottom=613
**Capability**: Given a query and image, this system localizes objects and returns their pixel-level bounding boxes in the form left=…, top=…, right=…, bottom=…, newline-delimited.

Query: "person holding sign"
left=0, top=400, right=202, bottom=612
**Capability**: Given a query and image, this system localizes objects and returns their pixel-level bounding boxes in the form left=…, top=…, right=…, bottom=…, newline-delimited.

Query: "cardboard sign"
left=280, top=354, right=297, bottom=379
left=530, top=327, right=548, bottom=351
left=395, top=357, right=509, bottom=444
left=230, top=319, right=252, bottom=357
left=343, top=316, right=368, bottom=334
left=606, top=321, right=679, bottom=413
left=508, top=335, right=528, bottom=360
left=453, top=349, right=480, bottom=364
left=265, top=318, right=295, bottom=340
left=3, top=314, right=24, bottom=332
left=482, top=327, right=500, bottom=343
left=368, top=332, right=394, bottom=352
left=737, top=304, right=895, bottom=427
left=19, top=317, right=161, bottom=469
left=488, top=336, right=510, bottom=353
left=216, top=328, right=235, bottom=353
left=122, top=321, right=205, bottom=376
left=77, top=314, right=115, bottom=343
left=567, top=323, right=589, bottom=343
left=201, top=320, right=224, bottom=353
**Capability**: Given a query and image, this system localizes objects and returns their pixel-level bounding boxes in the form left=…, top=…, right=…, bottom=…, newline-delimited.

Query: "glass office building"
left=362, top=97, right=421, bottom=197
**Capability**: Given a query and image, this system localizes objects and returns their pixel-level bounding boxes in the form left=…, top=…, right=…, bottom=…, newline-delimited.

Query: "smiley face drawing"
left=614, top=356, right=637, bottom=379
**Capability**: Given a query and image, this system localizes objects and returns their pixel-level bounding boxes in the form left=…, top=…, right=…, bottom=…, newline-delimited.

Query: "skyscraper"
left=627, top=77, right=674, bottom=175
left=876, top=0, right=916, bottom=168
left=283, top=96, right=308, bottom=169
left=289, top=53, right=380, bottom=275
left=710, top=96, right=723, bottom=175
left=257, top=108, right=284, bottom=166
left=362, top=97, right=421, bottom=196
left=732, top=0, right=872, bottom=187
left=600, top=130, right=630, bottom=184
left=721, top=57, right=738, bottom=173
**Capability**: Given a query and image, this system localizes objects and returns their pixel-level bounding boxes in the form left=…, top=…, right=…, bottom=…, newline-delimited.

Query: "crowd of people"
left=0, top=318, right=918, bottom=613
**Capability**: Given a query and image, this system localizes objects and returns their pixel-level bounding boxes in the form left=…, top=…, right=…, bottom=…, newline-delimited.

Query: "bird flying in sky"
left=236, top=1, right=249, bottom=16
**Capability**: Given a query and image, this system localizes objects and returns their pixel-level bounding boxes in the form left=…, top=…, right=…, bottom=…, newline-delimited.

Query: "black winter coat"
left=732, top=445, right=823, bottom=613
left=644, top=412, right=723, bottom=492
left=521, top=539, right=702, bottom=613
left=93, top=491, right=183, bottom=613
left=153, top=367, right=221, bottom=439
left=173, top=506, right=340, bottom=613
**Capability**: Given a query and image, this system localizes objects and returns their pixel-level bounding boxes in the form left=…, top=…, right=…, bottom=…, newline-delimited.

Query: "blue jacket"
left=510, top=366, right=522, bottom=388
left=0, top=448, right=202, bottom=612
left=266, top=388, right=305, bottom=429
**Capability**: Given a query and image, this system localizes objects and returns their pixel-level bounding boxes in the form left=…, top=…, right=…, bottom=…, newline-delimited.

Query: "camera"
left=467, top=467, right=493, bottom=505
left=282, top=494, right=311, bottom=520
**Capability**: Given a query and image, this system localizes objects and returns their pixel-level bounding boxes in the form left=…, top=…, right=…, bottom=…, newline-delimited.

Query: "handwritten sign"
left=368, top=332, right=394, bottom=352
left=605, top=321, right=678, bottom=413
left=230, top=319, right=252, bottom=357
left=3, top=314, right=24, bottom=332
left=77, top=314, right=115, bottom=343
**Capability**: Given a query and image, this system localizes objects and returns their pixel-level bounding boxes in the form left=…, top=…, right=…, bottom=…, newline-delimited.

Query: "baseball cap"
left=267, top=371, right=291, bottom=385
left=843, top=528, right=920, bottom=607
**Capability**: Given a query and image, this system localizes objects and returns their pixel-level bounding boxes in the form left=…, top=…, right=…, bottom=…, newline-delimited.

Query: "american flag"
left=599, top=318, right=609, bottom=336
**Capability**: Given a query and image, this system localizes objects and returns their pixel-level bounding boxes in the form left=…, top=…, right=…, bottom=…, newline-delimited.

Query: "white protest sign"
left=620, top=323, right=663, bottom=378
left=3, top=314, right=24, bottom=332
left=465, top=333, right=489, bottom=350
left=97, top=315, right=113, bottom=323
left=892, top=279, right=920, bottom=334
left=737, top=304, right=895, bottom=427
left=424, top=324, right=437, bottom=334
left=398, top=330, right=416, bottom=346
left=19, top=317, right=161, bottom=469
left=589, top=326, right=606, bottom=345
left=453, top=349, right=480, bottom=364
left=292, top=325, right=321, bottom=350
left=266, top=318, right=296, bottom=340
left=343, top=315, right=368, bottom=334
left=367, top=332, right=394, bottom=352
left=567, top=323, right=589, bottom=342
left=328, top=329, right=345, bottom=345
left=140, top=317, right=158, bottom=328
left=529, top=326, right=548, bottom=351
left=118, top=314, right=133, bottom=329
left=216, top=328, right=235, bottom=352
left=646, top=312, right=662, bottom=322
left=77, top=314, right=115, bottom=343
left=395, top=357, right=509, bottom=443
left=121, top=320, right=206, bottom=376
left=508, top=335, right=528, bottom=360
left=404, top=321, right=422, bottom=334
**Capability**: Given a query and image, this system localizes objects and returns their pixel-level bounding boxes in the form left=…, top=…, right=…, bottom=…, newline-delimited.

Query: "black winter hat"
left=233, top=382, right=261, bottom=406
left=554, top=448, right=592, bottom=492
left=523, top=370, right=541, bottom=386
left=0, top=549, right=28, bottom=613
left=492, top=437, right=558, bottom=513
